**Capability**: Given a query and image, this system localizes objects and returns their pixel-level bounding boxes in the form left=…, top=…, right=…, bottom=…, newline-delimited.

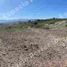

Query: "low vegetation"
left=0, top=18, right=67, bottom=67
left=0, top=18, right=67, bottom=32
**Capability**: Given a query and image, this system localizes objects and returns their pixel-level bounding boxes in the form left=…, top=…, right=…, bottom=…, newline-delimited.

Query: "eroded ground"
left=0, top=28, right=67, bottom=67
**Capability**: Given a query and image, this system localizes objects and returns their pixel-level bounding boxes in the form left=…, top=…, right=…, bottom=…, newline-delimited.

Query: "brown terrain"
left=0, top=28, right=67, bottom=67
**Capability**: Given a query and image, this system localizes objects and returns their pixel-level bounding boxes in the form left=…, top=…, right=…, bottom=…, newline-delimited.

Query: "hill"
left=0, top=18, right=67, bottom=67
left=0, top=18, right=67, bottom=32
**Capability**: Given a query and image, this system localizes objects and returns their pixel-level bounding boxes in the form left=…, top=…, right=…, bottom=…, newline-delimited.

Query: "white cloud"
left=58, top=14, right=64, bottom=18
left=58, top=12, right=67, bottom=18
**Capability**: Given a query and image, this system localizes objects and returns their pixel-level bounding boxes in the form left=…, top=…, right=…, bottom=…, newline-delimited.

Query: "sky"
left=0, top=0, right=67, bottom=20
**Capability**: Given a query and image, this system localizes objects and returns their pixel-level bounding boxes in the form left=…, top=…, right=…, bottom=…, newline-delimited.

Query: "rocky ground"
left=0, top=28, right=67, bottom=67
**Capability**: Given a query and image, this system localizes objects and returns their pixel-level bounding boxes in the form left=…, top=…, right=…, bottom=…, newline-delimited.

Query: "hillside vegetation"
left=0, top=18, right=67, bottom=32
left=1, top=18, right=67, bottom=67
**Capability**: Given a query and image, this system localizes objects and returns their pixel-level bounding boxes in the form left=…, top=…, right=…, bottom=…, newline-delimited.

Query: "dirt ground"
left=0, top=28, right=67, bottom=67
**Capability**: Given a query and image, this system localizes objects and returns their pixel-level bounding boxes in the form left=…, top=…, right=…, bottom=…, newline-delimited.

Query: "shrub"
left=44, top=26, right=50, bottom=29
left=65, top=24, right=67, bottom=27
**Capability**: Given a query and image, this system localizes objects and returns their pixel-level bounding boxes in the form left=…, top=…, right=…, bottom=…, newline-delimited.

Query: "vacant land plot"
left=0, top=28, right=67, bottom=67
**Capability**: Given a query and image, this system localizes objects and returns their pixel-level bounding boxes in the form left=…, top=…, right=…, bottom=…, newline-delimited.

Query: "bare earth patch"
left=0, top=28, right=67, bottom=67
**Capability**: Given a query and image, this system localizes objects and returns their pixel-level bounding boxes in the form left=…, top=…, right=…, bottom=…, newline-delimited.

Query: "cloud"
left=58, top=12, right=67, bottom=18
left=58, top=14, right=64, bottom=18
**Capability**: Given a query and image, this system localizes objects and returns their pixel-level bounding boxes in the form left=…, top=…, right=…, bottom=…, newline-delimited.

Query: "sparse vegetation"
left=0, top=18, right=67, bottom=67
left=0, top=18, right=66, bottom=32
left=65, top=24, right=67, bottom=27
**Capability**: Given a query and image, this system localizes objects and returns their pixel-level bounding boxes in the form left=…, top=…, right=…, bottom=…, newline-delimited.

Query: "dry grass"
left=0, top=28, right=67, bottom=67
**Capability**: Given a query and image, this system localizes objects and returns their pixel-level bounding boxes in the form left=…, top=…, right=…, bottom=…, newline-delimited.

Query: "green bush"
left=65, top=24, right=67, bottom=27
left=43, top=25, right=50, bottom=29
